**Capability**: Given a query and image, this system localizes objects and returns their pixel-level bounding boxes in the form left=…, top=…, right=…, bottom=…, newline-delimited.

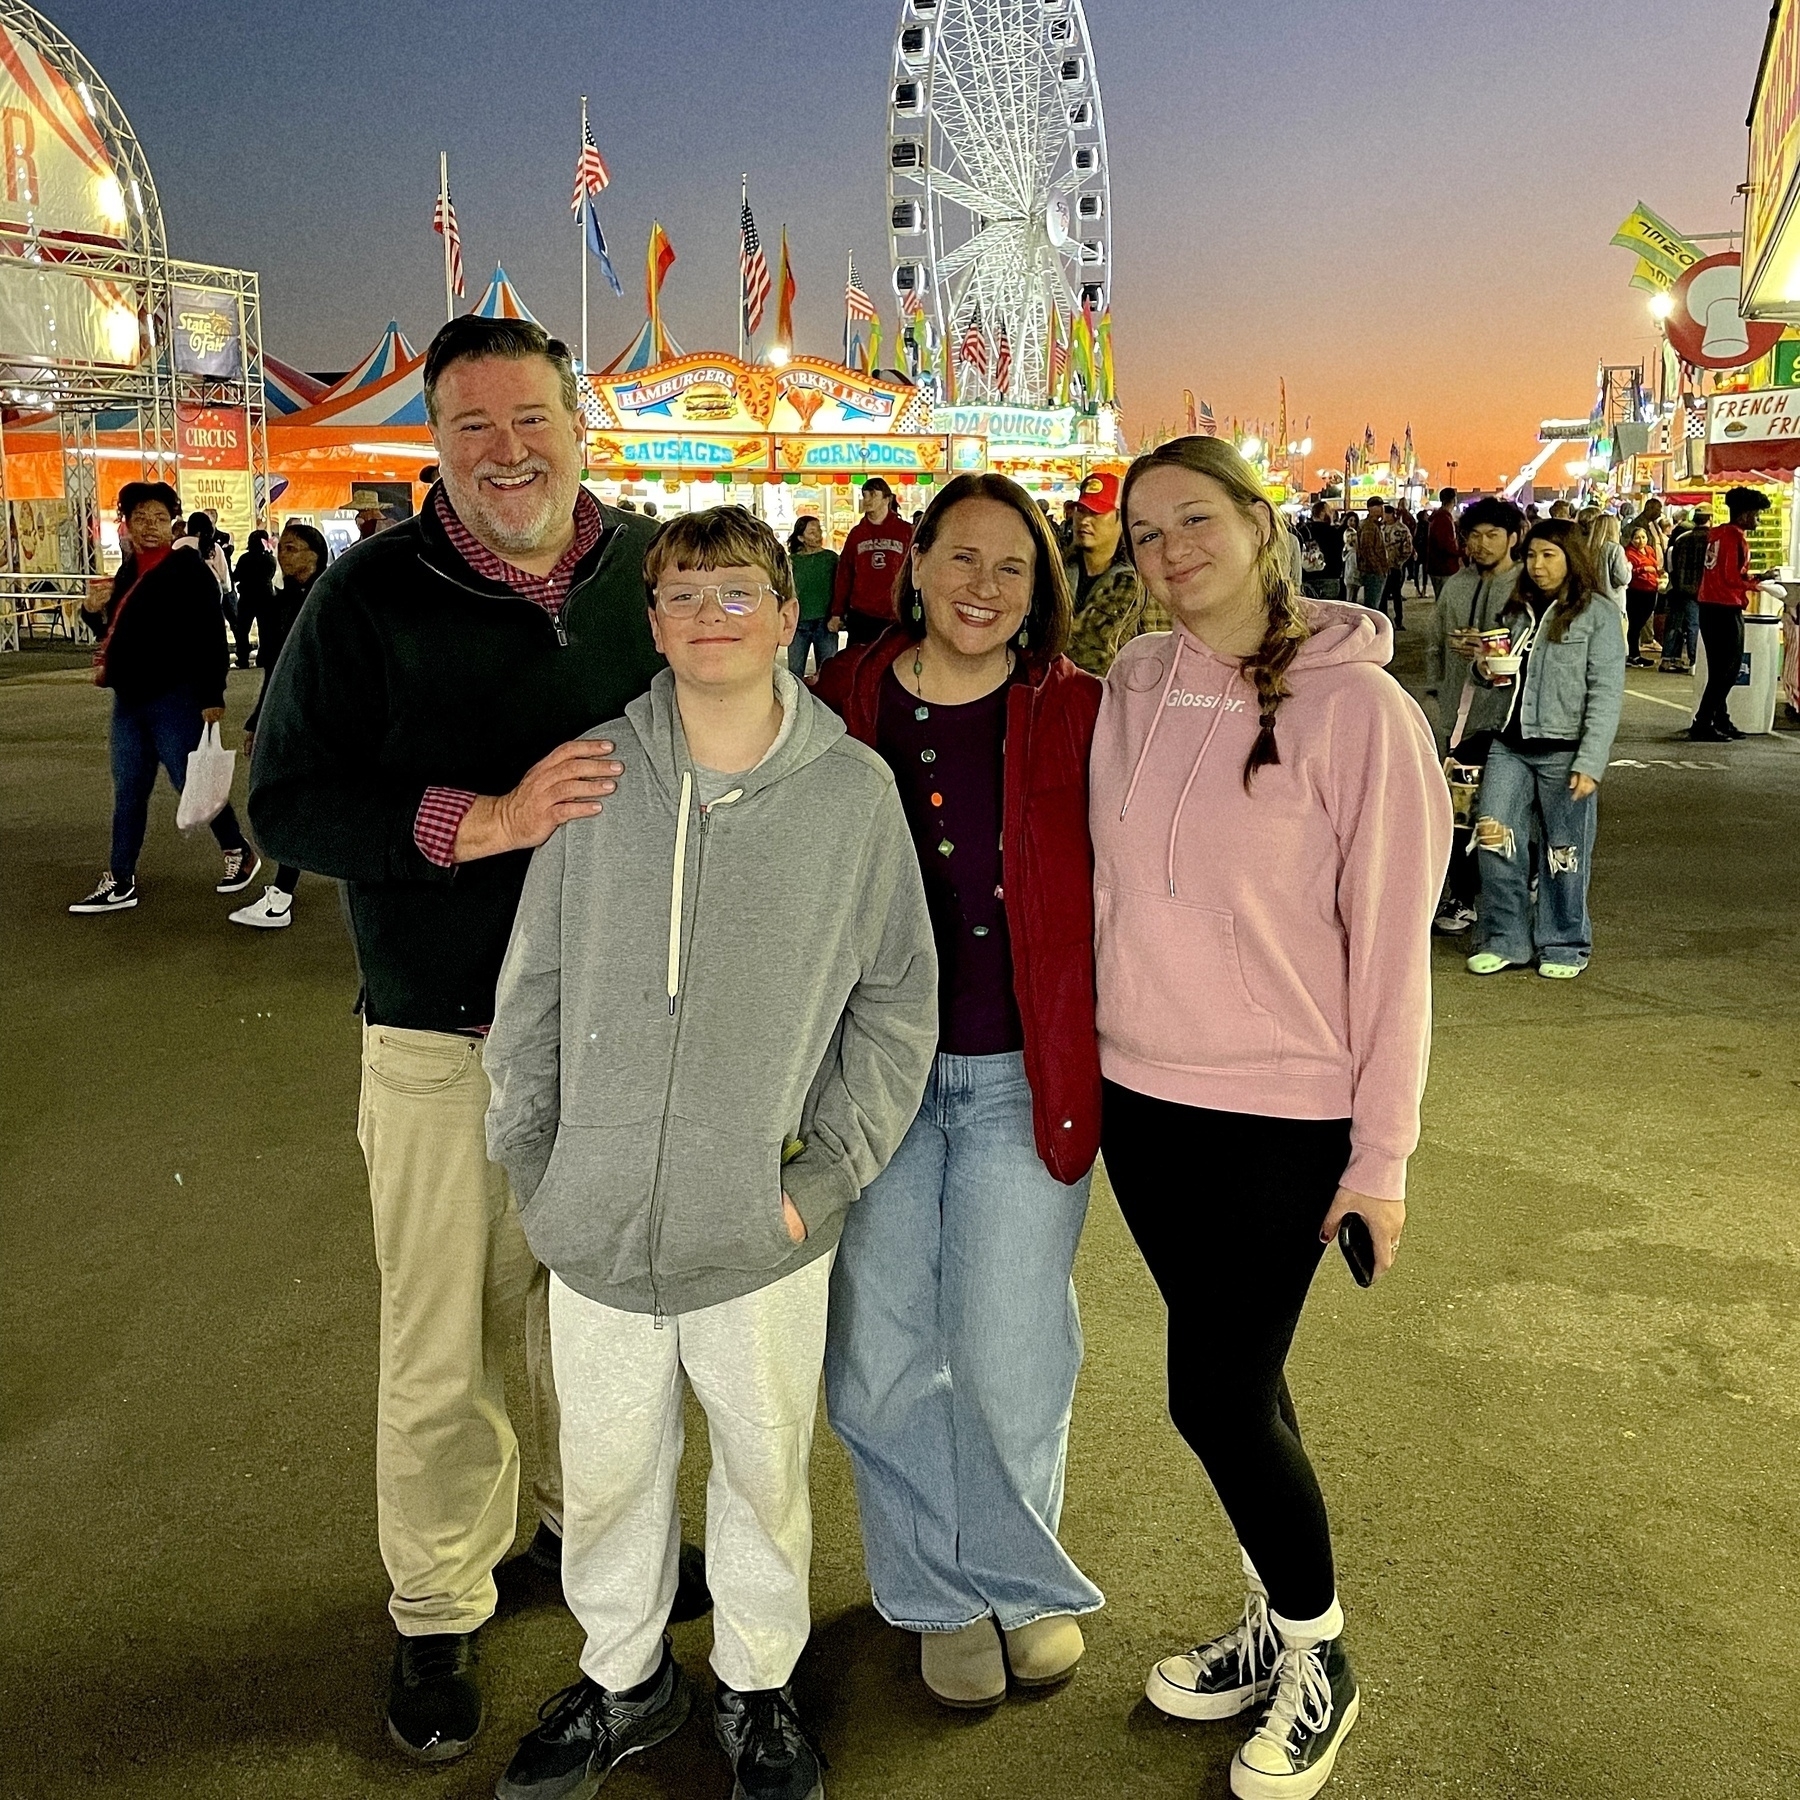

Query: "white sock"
left=1239, top=1545, right=1269, bottom=1596
left=1269, top=1595, right=1344, bottom=1648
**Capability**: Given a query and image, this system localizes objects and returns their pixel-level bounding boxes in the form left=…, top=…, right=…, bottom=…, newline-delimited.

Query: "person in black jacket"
left=229, top=523, right=328, bottom=929
left=69, top=482, right=260, bottom=914
left=230, top=528, right=277, bottom=668
left=250, top=316, right=707, bottom=1765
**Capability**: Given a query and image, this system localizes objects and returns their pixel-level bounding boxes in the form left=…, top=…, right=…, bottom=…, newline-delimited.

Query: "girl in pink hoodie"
left=1090, top=439, right=1449, bottom=1800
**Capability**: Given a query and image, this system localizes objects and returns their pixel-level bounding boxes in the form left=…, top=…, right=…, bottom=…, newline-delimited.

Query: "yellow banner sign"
left=1611, top=203, right=1702, bottom=282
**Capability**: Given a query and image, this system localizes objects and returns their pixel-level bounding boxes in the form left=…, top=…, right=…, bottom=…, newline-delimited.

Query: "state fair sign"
left=1705, top=387, right=1800, bottom=476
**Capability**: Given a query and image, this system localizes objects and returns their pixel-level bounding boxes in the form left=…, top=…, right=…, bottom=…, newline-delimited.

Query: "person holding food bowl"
left=1466, top=518, right=1625, bottom=981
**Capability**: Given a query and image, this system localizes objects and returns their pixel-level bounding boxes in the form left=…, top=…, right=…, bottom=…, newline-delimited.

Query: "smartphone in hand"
left=1339, top=1214, right=1376, bottom=1288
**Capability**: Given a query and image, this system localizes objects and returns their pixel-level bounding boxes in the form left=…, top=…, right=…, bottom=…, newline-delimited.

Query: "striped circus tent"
left=281, top=347, right=429, bottom=429
left=264, top=352, right=329, bottom=415
left=599, top=317, right=684, bottom=375
left=320, top=321, right=417, bottom=401
left=471, top=267, right=539, bottom=324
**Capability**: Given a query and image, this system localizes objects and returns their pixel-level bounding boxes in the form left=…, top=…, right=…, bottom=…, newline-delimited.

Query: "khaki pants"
left=357, top=1023, right=562, bottom=1635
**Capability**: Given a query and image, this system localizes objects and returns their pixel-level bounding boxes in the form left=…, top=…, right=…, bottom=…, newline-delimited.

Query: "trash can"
left=1693, top=589, right=1786, bottom=735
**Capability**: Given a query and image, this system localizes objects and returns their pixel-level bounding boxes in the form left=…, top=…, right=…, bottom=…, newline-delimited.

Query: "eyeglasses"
left=654, top=582, right=777, bottom=619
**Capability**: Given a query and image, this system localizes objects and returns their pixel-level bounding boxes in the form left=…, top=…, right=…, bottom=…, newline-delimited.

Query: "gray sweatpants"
left=550, top=1254, right=834, bottom=1693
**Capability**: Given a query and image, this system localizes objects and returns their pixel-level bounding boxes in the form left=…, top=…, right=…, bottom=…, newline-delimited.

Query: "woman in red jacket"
left=814, top=473, right=1105, bottom=1710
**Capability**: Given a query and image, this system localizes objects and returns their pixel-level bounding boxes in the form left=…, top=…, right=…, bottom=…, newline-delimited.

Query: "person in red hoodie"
left=1690, top=485, right=1773, bottom=741
left=813, top=472, right=1105, bottom=1710
left=831, top=476, right=914, bottom=645
left=1091, top=437, right=1450, bottom=1800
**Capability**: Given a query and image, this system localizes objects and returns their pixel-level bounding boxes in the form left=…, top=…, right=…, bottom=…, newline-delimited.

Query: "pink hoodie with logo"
left=1089, top=603, right=1451, bottom=1201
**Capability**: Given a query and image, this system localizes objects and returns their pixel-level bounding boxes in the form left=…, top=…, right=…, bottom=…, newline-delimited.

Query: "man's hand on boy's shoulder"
left=781, top=1192, right=806, bottom=1244
left=453, top=738, right=625, bottom=863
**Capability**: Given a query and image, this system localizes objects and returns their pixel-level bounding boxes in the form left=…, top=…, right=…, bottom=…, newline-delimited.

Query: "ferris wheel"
left=887, top=0, right=1111, bottom=409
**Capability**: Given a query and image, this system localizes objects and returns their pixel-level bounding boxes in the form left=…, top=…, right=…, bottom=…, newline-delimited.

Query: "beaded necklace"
left=901, top=639, right=1014, bottom=863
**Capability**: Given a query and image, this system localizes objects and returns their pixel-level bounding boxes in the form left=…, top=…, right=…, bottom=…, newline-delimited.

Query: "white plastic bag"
left=175, top=722, right=236, bottom=833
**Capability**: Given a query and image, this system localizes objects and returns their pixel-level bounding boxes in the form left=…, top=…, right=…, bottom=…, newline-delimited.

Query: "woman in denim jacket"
left=1467, top=519, right=1625, bottom=979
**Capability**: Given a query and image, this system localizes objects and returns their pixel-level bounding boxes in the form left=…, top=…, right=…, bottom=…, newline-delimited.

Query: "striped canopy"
left=264, top=353, right=329, bottom=415
left=320, top=322, right=417, bottom=401
left=471, top=267, right=539, bottom=324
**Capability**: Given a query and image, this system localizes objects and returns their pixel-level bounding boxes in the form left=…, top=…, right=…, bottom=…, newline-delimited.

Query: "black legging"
left=1694, top=603, right=1745, bottom=729
left=1626, top=589, right=1658, bottom=659
left=1102, top=1083, right=1350, bottom=1621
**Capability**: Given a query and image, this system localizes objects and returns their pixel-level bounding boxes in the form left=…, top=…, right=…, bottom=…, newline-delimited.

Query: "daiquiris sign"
left=943, top=405, right=1076, bottom=448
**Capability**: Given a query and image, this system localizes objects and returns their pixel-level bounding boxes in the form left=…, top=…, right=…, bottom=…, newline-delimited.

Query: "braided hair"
left=1119, top=436, right=1312, bottom=791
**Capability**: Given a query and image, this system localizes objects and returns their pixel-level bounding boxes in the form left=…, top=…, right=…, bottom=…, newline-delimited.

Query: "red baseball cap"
left=1076, top=471, right=1120, bottom=515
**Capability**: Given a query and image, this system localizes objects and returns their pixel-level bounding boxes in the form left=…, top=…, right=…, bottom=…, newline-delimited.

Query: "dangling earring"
left=911, top=596, right=923, bottom=623
left=1017, top=623, right=1029, bottom=649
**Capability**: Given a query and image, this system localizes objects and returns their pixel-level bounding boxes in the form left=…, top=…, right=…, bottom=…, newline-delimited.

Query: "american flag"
left=1199, top=399, right=1217, bottom=436
left=957, top=307, right=988, bottom=374
left=1048, top=313, right=1069, bottom=391
left=993, top=324, right=1012, bottom=393
left=433, top=184, right=465, bottom=299
left=845, top=254, right=877, bottom=322
left=740, top=201, right=772, bottom=336
left=571, top=122, right=610, bottom=214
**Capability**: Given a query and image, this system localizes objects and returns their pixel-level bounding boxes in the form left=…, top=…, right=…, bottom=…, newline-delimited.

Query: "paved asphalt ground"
left=3, top=606, right=1797, bottom=1799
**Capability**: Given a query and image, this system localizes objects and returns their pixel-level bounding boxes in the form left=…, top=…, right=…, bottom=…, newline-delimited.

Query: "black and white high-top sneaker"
left=1230, top=1636, right=1359, bottom=1800
left=69, top=872, right=138, bottom=914
left=215, top=848, right=261, bottom=894
left=1146, top=1584, right=1280, bottom=1720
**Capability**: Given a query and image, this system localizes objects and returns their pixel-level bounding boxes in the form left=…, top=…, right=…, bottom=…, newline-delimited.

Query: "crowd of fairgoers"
left=60, top=312, right=1770, bottom=1800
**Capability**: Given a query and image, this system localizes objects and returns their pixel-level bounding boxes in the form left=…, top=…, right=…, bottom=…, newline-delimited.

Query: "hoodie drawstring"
left=1166, top=680, right=1237, bottom=897
left=667, top=772, right=692, bottom=1013
left=1119, top=634, right=1189, bottom=821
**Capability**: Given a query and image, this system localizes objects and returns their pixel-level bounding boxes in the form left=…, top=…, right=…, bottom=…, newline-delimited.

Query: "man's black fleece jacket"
left=249, top=495, right=664, bottom=1032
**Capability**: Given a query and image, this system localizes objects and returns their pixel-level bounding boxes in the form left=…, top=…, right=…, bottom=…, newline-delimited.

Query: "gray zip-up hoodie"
left=484, top=667, right=938, bottom=1317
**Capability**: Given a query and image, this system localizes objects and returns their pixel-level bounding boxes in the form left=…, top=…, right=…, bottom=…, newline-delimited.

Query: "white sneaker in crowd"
left=229, top=885, right=293, bottom=929
left=1147, top=1583, right=1280, bottom=1720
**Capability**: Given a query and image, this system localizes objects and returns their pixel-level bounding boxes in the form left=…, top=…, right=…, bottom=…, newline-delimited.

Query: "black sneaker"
left=496, top=1642, right=690, bottom=1800
left=1688, top=721, right=1731, bottom=742
left=215, top=848, right=262, bottom=894
left=713, top=1684, right=826, bottom=1800
left=387, top=1630, right=483, bottom=1763
left=1719, top=720, right=1748, bottom=740
left=69, top=872, right=137, bottom=914
left=521, top=1526, right=712, bottom=1623
left=1229, top=1636, right=1360, bottom=1800
left=1146, top=1585, right=1280, bottom=1720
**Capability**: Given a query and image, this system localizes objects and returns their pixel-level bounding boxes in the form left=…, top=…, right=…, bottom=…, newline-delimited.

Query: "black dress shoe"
left=387, top=1630, right=483, bottom=1762
left=524, top=1524, right=711, bottom=1621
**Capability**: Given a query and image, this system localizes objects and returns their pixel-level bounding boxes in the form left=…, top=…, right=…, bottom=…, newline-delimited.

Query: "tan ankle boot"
left=920, top=1618, right=1006, bottom=1708
left=1003, top=1614, right=1085, bottom=1687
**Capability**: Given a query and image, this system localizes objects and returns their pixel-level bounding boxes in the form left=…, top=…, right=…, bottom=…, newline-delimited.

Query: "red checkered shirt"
left=413, top=485, right=608, bottom=868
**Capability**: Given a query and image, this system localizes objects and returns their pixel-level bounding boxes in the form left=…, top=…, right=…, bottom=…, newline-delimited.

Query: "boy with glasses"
left=484, top=506, right=937, bottom=1800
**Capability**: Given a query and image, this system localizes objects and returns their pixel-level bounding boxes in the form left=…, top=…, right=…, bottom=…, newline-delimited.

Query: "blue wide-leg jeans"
left=1473, top=739, right=1598, bottom=968
left=824, top=1051, right=1104, bottom=1632
left=109, top=688, right=246, bottom=881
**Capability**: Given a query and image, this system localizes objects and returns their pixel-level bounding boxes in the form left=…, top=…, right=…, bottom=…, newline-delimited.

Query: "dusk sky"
left=56, top=0, right=1773, bottom=488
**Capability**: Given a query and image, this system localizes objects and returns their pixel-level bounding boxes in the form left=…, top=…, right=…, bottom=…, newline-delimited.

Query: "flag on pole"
left=1096, top=308, right=1114, bottom=404
left=775, top=226, right=796, bottom=349
left=867, top=309, right=883, bottom=373
left=1183, top=389, right=1198, bottom=435
left=1388, top=440, right=1402, bottom=480
left=433, top=177, right=465, bottom=300
left=1363, top=424, right=1376, bottom=462
left=958, top=306, right=989, bottom=375
left=1402, top=423, right=1415, bottom=472
left=993, top=323, right=1012, bottom=394
left=646, top=222, right=676, bottom=359
left=1071, top=304, right=1095, bottom=400
left=844, top=252, right=876, bottom=367
left=572, top=122, right=611, bottom=213
left=1047, top=308, right=1068, bottom=404
left=1198, top=399, right=1217, bottom=436
left=584, top=197, right=624, bottom=298
left=740, top=197, right=772, bottom=338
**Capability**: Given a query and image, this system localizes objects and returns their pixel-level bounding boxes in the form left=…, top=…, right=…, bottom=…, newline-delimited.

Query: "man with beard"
left=251, top=317, right=706, bottom=1764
